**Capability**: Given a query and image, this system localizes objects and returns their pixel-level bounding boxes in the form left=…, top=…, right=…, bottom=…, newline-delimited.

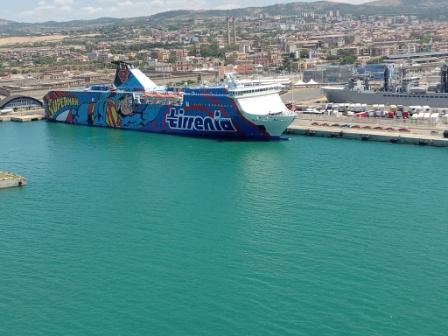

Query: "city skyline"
left=1, top=0, right=370, bottom=23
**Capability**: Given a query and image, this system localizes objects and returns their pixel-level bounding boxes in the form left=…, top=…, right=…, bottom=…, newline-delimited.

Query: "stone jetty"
left=0, top=172, right=27, bottom=189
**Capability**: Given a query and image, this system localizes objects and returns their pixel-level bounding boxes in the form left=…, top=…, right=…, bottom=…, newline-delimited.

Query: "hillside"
left=367, top=0, right=401, bottom=6
left=367, top=0, right=446, bottom=7
left=0, top=0, right=447, bottom=35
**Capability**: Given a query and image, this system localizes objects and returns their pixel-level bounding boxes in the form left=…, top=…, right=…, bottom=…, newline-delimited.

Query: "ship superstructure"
left=44, top=61, right=295, bottom=139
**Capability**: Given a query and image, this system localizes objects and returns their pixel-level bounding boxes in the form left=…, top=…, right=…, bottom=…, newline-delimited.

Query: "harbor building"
left=303, top=65, right=354, bottom=84
left=226, top=17, right=237, bottom=46
left=386, top=51, right=448, bottom=64
left=0, top=95, right=43, bottom=112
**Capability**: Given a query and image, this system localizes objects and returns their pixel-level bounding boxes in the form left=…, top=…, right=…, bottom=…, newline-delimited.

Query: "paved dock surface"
left=10, top=114, right=45, bottom=122
left=0, top=109, right=44, bottom=122
left=287, top=117, right=448, bottom=147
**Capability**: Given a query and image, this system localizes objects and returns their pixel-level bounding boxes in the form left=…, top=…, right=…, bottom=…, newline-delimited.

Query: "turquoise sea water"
left=1, top=121, right=447, bottom=336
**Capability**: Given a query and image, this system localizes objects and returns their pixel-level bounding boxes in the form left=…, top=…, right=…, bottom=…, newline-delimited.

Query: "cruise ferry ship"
left=323, top=64, right=448, bottom=108
left=43, top=61, right=295, bottom=139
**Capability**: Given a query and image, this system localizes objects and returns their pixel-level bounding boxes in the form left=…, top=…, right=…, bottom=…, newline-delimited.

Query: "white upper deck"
left=230, top=84, right=292, bottom=116
left=228, top=84, right=282, bottom=97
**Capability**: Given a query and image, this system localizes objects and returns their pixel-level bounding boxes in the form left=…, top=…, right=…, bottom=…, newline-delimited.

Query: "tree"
left=340, top=56, right=357, bottom=65
left=200, top=42, right=225, bottom=59
left=169, top=53, right=177, bottom=64
left=367, top=57, right=384, bottom=64
left=280, top=53, right=295, bottom=72
left=300, top=49, right=309, bottom=59
left=420, top=33, right=431, bottom=44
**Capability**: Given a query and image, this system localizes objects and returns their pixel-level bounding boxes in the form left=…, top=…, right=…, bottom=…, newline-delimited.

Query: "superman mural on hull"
left=114, top=62, right=130, bottom=87
left=44, top=90, right=171, bottom=131
left=43, top=89, right=282, bottom=139
left=45, top=91, right=80, bottom=122
left=43, top=61, right=295, bottom=139
left=105, top=99, right=121, bottom=127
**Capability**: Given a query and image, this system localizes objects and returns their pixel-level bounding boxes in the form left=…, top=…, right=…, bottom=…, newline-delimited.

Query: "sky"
left=0, top=0, right=371, bottom=23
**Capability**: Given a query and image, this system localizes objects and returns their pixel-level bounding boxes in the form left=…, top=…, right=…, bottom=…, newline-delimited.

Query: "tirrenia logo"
left=166, top=108, right=236, bottom=132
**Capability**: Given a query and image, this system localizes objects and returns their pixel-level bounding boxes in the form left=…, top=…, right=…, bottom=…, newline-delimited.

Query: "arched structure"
left=0, top=95, right=43, bottom=110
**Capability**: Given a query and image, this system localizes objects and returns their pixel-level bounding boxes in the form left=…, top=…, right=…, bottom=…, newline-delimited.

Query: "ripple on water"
left=1, top=123, right=448, bottom=336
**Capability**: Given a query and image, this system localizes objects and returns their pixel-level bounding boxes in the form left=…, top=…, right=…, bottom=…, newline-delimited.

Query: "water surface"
left=1, top=122, right=447, bottom=335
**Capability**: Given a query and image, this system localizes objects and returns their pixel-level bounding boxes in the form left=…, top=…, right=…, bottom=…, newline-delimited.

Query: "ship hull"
left=43, top=90, right=294, bottom=140
left=324, top=87, right=448, bottom=108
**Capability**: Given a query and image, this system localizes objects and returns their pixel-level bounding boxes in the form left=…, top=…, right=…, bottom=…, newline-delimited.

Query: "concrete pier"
left=287, top=122, right=448, bottom=147
left=0, top=108, right=44, bottom=122
left=10, top=114, right=45, bottom=122
left=0, top=172, right=27, bottom=190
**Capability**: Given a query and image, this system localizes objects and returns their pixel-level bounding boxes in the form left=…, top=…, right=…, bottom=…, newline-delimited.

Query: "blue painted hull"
left=43, top=90, right=276, bottom=140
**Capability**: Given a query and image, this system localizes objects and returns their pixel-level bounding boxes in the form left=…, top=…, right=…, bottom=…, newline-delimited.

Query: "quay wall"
left=287, top=124, right=448, bottom=147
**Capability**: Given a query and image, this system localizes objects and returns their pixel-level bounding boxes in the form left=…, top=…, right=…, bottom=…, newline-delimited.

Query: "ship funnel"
left=441, top=64, right=448, bottom=93
left=112, top=61, right=158, bottom=92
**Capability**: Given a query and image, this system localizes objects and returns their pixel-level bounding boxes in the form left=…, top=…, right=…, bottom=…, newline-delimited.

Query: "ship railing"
left=229, top=85, right=281, bottom=97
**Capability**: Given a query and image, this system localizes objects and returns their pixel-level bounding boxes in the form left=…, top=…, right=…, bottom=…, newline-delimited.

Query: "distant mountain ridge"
left=0, top=0, right=447, bottom=34
left=368, top=0, right=446, bottom=7
left=367, top=0, right=401, bottom=6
